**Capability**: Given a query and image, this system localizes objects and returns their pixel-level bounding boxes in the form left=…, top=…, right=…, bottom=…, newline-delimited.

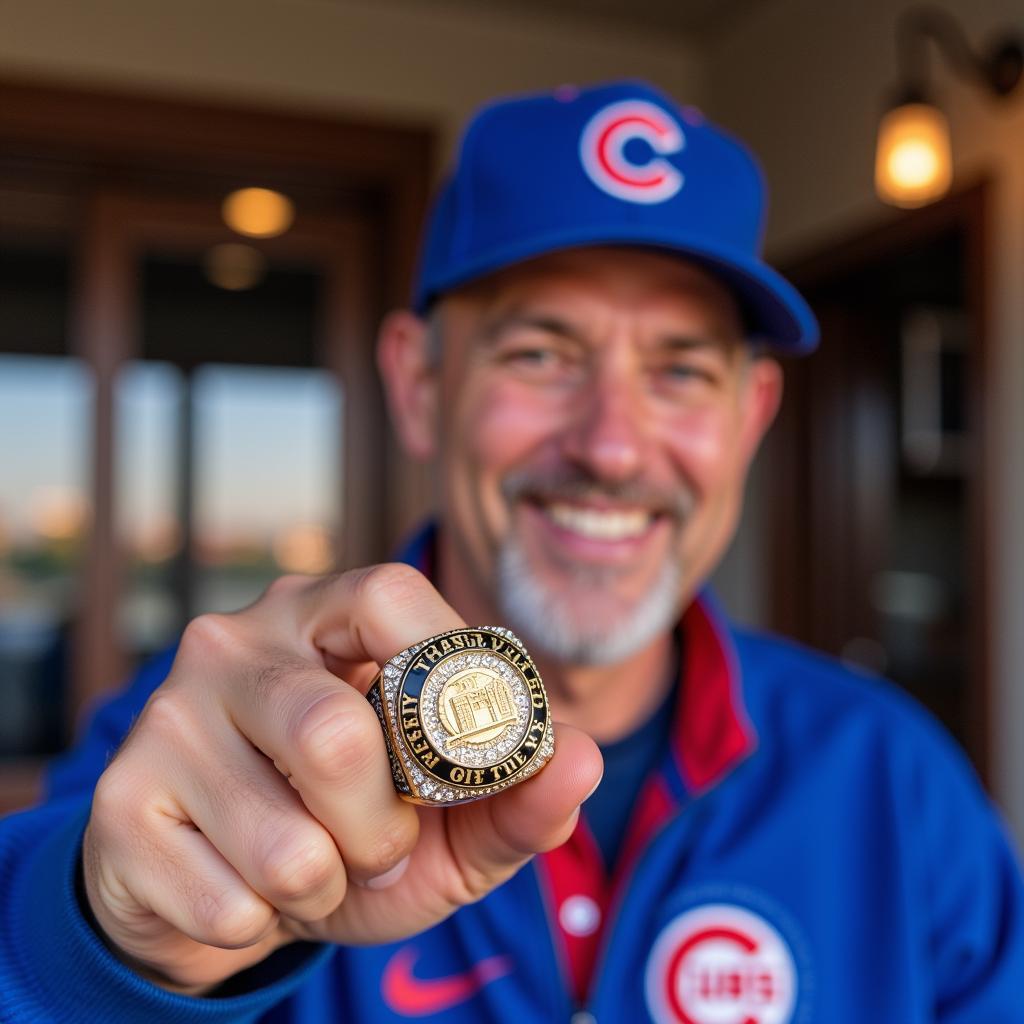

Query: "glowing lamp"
left=875, top=8, right=1022, bottom=209
left=222, top=187, right=295, bottom=239
left=874, top=102, right=952, bottom=208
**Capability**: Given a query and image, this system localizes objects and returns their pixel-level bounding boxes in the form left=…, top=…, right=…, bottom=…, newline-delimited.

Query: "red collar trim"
left=672, top=595, right=757, bottom=794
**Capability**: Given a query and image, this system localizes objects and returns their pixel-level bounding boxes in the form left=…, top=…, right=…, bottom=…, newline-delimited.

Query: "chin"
left=495, top=540, right=684, bottom=666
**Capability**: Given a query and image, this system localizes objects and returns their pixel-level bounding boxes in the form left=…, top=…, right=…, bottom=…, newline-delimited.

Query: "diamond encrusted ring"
left=367, top=626, right=554, bottom=806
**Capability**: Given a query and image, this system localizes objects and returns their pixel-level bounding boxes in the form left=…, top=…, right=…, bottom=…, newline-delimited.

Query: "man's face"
left=383, top=246, right=781, bottom=665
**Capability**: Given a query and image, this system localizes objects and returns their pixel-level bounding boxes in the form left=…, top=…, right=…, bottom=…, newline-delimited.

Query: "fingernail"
left=358, top=855, right=410, bottom=891
left=584, top=774, right=604, bottom=803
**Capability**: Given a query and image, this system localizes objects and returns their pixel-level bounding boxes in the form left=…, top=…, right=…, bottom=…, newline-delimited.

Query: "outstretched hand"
left=82, top=565, right=602, bottom=993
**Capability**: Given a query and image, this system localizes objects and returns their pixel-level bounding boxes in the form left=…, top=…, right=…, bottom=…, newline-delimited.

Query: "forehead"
left=440, top=246, right=745, bottom=339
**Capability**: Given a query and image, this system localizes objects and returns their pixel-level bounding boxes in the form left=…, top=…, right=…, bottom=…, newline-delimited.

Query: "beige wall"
left=0, top=0, right=705, bottom=157
left=706, top=0, right=1024, bottom=844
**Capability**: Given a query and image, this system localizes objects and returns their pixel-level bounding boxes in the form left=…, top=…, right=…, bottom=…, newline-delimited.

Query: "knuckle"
left=446, top=866, right=491, bottom=906
left=357, top=816, right=418, bottom=877
left=179, top=612, right=239, bottom=664
left=449, top=852, right=502, bottom=904
left=257, top=834, right=339, bottom=904
left=250, top=657, right=308, bottom=715
left=90, top=766, right=136, bottom=832
left=90, top=756, right=172, bottom=862
left=292, top=696, right=377, bottom=782
left=139, top=689, right=196, bottom=745
left=355, top=563, right=431, bottom=617
left=194, top=888, right=274, bottom=949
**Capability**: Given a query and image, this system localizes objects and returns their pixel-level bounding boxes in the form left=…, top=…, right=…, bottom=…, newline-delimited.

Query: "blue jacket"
left=2, top=534, right=1022, bottom=1022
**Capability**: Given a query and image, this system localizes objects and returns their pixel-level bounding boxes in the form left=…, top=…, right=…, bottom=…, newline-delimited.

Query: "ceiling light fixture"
left=203, top=243, right=268, bottom=291
left=875, top=5, right=1023, bottom=208
left=222, top=187, right=295, bottom=238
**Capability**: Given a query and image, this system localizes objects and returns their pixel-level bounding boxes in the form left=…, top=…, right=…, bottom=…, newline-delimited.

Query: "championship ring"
left=367, top=626, right=554, bottom=806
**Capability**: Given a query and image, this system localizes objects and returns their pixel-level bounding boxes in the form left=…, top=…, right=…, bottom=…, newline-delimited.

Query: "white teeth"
left=545, top=503, right=651, bottom=541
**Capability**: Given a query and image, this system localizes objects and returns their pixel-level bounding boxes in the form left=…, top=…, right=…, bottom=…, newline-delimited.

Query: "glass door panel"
left=193, top=364, right=342, bottom=614
left=0, top=355, right=92, bottom=756
left=115, top=242, right=344, bottom=670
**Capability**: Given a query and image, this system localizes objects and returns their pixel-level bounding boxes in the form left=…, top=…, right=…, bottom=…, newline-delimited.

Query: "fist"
left=82, top=565, right=601, bottom=993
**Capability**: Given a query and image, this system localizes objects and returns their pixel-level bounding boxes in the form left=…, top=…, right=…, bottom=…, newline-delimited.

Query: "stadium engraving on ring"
left=370, top=626, right=553, bottom=805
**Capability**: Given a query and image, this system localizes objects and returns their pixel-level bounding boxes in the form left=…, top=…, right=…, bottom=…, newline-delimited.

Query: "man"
left=1, top=81, right=1021, bottom=1023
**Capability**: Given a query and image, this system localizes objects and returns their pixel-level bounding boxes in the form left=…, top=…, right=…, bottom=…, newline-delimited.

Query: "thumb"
left=443, top=724, right=603, bottom=895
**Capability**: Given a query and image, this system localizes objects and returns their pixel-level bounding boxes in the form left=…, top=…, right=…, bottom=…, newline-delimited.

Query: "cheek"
left=664, top=405, right=747, bottom=583
left=663, top=403, right=744, bottom=494
left=451, top=378, right=563, bottom=476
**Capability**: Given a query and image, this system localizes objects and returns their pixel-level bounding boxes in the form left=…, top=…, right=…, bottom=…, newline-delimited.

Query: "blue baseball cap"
left=413, top=81, right=818, bottom=353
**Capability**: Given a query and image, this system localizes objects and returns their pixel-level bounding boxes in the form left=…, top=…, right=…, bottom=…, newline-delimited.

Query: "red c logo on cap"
left=579, top=99, right=685, bottom=204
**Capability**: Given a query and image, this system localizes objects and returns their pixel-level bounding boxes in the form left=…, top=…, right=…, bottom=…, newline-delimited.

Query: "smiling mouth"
left=542, top=501, right=655, bottom=542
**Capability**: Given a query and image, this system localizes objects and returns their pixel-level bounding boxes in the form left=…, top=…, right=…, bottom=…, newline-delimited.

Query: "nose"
left=561, top=363, right=648, bottom=483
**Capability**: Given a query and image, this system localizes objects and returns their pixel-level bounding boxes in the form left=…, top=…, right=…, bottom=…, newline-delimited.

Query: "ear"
left=737, top=355, right=784, bottom=469
left=376, top=309, right=439, bottom=461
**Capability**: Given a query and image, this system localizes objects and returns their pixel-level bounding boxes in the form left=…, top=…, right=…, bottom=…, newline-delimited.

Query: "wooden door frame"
left=71, top=192, right=382, bottom=714
left=773, top=181, right=992, bottom=783
left=0, top=79, right=434, bottom=809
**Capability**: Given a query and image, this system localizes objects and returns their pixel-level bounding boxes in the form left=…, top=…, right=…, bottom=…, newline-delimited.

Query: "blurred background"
left=1, top=0, right=1022, bottom=850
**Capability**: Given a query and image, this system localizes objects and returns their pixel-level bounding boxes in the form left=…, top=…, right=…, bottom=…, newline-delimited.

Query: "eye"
left=654, top=359, right=720, bottom=388
left=663, top=362, right=714, bottom=380
left=493, top=336, right=583, bottom=382
left=502, top=345, right=559, bottom=366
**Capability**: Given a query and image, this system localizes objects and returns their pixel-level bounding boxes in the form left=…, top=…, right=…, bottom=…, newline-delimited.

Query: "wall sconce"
left=875, top=5, right=1023, bottom=208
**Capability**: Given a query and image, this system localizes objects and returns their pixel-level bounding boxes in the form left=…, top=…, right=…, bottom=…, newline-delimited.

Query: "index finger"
left=299, top=563, right=466, bottom=689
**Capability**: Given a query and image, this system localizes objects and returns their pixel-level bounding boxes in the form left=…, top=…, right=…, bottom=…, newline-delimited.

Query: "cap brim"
left=416, top=224, right=819, bottom=353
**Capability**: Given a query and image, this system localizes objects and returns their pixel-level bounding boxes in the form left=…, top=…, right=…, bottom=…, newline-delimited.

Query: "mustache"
left=500, top=466, right=695, bottom=521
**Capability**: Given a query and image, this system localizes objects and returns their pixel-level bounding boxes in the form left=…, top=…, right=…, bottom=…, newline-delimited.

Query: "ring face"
left=368, top=626, right=554, bottom=806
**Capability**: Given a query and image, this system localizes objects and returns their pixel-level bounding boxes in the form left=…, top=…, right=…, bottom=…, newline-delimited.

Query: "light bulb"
left=222, top=187, right=295, bottom=238
left=875, top=103, right=952, bottom=208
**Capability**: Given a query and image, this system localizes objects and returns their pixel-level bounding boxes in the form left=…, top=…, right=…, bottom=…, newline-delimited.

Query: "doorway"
left=0, top=80, right=433, bottom=809
left=767, top=183, right=990, bottom=781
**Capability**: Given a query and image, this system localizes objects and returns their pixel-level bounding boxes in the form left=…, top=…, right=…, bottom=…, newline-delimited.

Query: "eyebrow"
left=478, top=309, right=739, bottom=354
left=656, top=333, right=735, bottom=355
left=479, top=310, right=584, bottom=346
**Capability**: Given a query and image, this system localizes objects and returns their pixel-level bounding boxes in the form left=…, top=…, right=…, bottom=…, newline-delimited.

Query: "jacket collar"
left=669, top=593, right=757, bottom=796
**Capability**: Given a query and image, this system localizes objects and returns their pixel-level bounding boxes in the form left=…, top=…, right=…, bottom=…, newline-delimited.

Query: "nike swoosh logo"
left=381, top=944, right=514, bottom=1016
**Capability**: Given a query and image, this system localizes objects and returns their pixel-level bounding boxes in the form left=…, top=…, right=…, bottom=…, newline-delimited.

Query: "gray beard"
left=495, top=536, right=684, bottom=666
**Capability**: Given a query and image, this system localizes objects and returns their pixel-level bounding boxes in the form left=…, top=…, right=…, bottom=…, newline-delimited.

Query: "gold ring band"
left=367, top=626, right=554, bottom=806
